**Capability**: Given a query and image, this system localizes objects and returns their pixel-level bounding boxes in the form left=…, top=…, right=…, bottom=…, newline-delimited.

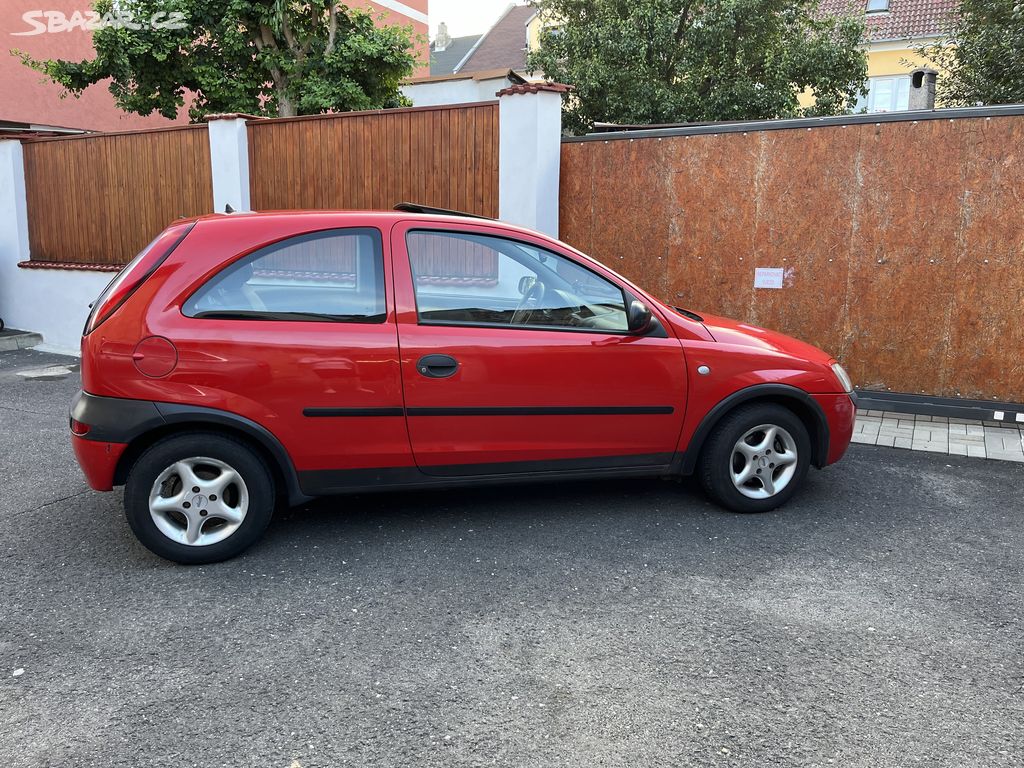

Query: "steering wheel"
left=510, top=280, right=546, bottom=325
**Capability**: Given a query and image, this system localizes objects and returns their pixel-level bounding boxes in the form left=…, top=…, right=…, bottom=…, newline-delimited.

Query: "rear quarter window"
left=183, top=228, right=386, bottom=323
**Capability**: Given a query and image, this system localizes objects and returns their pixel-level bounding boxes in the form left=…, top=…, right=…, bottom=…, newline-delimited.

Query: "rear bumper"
left=813, top=392, right=857, bottom=466
left=71, top=434, right=127, bottom=491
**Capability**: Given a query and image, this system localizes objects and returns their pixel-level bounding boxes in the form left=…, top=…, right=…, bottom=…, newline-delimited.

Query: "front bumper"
left=813, top=392, right=857, bottom=466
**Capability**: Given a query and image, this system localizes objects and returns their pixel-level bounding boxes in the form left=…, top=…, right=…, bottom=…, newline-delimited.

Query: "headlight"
left=831, top=362, right=853, bottom=393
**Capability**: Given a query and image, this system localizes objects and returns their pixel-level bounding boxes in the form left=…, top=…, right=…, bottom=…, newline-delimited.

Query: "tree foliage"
left=528, top=0, right=867, bottom=133
left=19, top=0, right=419, bottom=120
left=919, top=0, right=1024, bottom=107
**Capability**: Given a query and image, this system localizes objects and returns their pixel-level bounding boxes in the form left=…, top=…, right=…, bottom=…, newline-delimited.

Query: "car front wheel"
left=698, top=403, right=812, bottom=513
left=124, top=432, right=275, bottom=564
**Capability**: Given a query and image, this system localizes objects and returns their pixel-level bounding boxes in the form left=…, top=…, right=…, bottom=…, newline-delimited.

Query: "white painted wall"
left=3, top=269, right=110, bottom=354
left=498, top=89, right=563, bottom=237
left=401, top=77, right=511, bottom=107
left=208, top=117, right=251, bottom=212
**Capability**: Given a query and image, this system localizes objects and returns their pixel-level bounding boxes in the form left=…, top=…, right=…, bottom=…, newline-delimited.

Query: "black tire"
left=698, top=403, right=812, bottom=513
left=124, top=432, right=275, bottom=564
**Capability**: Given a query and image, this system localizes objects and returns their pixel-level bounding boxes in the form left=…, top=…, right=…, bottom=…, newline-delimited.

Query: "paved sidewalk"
left=854, top=409, right=1024, bottom=462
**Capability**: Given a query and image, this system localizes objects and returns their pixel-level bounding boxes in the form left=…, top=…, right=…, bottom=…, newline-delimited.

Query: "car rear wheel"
left=698, top=403, right=811, bottom=513
left=124, top=432, right=275, bottom=564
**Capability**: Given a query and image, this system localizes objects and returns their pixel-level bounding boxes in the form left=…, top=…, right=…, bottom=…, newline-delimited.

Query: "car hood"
left=696, top=312, right=834, bottom=364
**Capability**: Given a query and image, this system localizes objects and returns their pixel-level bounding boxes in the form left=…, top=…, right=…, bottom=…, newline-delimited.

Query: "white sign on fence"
left=754, top=267, right=785, bottom=289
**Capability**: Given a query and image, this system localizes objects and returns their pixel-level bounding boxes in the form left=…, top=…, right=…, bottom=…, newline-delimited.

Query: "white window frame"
left=855, top=75, right=911, bottom=114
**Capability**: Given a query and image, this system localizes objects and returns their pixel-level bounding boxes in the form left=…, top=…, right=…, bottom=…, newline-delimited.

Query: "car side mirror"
left=627, top=300, right=653, bottom=334
left=518, top=275, right=537, bottom=296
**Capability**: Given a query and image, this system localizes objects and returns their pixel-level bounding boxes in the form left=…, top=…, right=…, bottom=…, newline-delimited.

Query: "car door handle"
left=417, top=354, right=459, bottom=379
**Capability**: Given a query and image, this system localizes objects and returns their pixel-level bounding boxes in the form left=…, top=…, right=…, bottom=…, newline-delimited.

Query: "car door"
left=390, top=220, right=687, bottom=476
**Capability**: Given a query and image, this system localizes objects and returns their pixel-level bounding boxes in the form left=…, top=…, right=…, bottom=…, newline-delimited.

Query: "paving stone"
left=852, top=433, right=876, bottom=444
left=967, top=445, right=987, bottom=458
left=948, top=443, right=968, bottom=456
left=949, top=435, right=984, bottom=445
left=876, top=435, right=895, bottom=448
left=894, top=437, right=913, bottom=449
left=988, top=451, right=1024, bottom=463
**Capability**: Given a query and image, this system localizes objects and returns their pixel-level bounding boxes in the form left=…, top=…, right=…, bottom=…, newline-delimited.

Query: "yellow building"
left=812, top=0, right=957, bottom=112
left=525, top=0, right=957, bottom=114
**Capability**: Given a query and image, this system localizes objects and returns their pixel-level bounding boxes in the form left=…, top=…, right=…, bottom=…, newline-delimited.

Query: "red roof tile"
left=495, top=82, right=573, bottom=97
left=818, top=0, right=958, bottom=41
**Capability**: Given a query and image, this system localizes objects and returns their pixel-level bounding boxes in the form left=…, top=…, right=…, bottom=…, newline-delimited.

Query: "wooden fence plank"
left=247, top=103, right=499, bottom=218
left=22, top=125, right=213, bottom=265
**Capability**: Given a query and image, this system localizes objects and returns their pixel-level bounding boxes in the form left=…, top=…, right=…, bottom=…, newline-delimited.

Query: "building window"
left=866, top=0, right=889, bottom=12
left=855, top=76, right=911, bottom=113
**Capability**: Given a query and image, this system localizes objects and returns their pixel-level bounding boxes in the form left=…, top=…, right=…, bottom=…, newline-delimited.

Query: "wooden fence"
left=560, top=114, right=1024, bottom=402
left=22, top=126, right=213, bottom=265
left=247, top=103, right=499, bottom=217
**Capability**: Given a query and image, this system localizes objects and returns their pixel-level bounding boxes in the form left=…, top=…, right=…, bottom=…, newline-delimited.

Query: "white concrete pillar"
left=497, top=83, right=568, bottom=238
left=206, top=115, right=252, bottom=212
left=0, top=139, right=31, bottom=320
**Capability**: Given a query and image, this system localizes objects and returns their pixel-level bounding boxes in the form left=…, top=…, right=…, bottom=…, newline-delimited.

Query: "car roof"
left=183, top=209, right=484, bottom=227
left=178, top=209, right=557, bottom=246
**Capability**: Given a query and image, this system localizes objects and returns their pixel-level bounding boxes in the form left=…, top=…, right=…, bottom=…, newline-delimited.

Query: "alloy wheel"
left=730, top=424, right=799, bottom=500
left=148, top=457, right=249, bottom=546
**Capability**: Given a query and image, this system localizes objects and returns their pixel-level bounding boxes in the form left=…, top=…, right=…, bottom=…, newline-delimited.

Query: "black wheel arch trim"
left=71, top=391, right=309, bottom=505
left=677, top=383, right=831, bottom=474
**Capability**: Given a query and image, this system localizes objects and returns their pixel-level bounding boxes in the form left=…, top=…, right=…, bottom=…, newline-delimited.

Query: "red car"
left=71, top=206, right=856, bottom=564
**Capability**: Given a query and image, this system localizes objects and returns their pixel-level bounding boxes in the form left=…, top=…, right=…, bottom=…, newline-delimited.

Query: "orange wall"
left=1, top=1, right=186, bottom=131
left=1, top=0, right=430, bottom=132
left=560, top=116, right=1024, bottom=402
left=353, top=0, right=431, bottom=77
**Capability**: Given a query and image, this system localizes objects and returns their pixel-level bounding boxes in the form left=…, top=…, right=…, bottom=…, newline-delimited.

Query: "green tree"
left=919, top=0, right=1024, bottom=107
left=528, top=0, right=867, bottom=133
left=19, top=0, right=419, bottom=120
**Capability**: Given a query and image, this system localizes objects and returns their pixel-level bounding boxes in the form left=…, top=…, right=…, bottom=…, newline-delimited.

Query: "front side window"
left=406, top=230, right=629, bottom=332
left=184, top=228, right=386, bottom=323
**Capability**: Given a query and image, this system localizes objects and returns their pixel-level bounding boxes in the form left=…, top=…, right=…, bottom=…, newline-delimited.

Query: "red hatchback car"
left=71, top=206, right=855, bottom=563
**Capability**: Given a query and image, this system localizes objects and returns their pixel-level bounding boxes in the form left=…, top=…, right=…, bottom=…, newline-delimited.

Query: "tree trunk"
left=277, top=83, right=296, bottom=117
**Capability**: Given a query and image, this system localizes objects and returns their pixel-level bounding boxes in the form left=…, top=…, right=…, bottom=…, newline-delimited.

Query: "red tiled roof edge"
left=203, top=113, right=265, bottom=121
left=496, top=82, right=574, bottom=97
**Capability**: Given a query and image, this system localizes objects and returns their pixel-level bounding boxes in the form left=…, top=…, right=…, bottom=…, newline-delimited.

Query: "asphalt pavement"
left=1, top=348, right=1021, bottom=767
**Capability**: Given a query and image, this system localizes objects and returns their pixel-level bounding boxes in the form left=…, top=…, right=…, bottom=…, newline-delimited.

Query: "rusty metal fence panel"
left=22, top=126, right=213, bottom=266
left=559, top=115, right=1024, bottom=402
left=247, top=103, right=499, bottom=218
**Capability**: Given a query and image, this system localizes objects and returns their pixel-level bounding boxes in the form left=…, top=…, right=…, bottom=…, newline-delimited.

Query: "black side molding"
left=407, top=406, right=674, bottom=417
left=303, top=407, right=404, bottom=417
